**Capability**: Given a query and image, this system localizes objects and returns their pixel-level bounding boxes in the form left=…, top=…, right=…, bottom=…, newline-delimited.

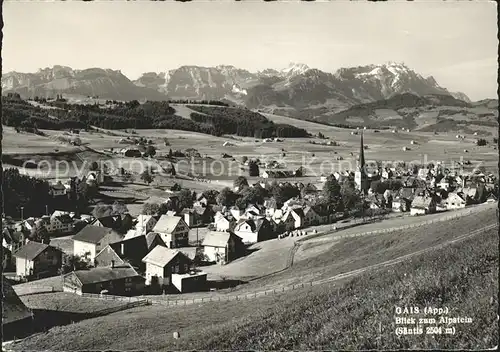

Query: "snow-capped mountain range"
left=2, top=62, right=472, bottom=116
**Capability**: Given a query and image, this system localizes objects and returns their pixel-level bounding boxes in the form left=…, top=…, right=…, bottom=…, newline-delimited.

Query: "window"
left=125, top=288, right=131, bottom=292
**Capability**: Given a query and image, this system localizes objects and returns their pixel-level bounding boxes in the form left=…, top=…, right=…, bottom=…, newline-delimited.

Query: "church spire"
left=359, top=131, right=365, bottom=172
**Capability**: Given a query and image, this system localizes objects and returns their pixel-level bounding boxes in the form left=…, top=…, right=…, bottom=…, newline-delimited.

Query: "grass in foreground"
left=12, top=224, right=498, bottom=351
left=20, top=292, right=127, bottom=314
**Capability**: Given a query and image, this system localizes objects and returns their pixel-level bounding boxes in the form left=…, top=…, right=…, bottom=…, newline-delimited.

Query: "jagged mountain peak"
left=280, top=62, right=311, bottom=77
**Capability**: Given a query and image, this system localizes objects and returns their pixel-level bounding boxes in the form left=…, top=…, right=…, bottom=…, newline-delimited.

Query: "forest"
left=2, top=94, right=308, bottom=138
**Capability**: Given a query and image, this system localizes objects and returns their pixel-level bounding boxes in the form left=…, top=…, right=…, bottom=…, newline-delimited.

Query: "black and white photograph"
left=1, top=0, right=498, bottom=350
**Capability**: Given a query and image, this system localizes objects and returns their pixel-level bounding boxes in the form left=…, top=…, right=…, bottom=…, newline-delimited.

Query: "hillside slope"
left=314, top=93, right=498, bottom=132
left=10, top=208, right=498, bottom=350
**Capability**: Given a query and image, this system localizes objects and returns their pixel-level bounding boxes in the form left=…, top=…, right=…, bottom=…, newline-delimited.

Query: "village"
left=3, top=132, right=498, bottom=300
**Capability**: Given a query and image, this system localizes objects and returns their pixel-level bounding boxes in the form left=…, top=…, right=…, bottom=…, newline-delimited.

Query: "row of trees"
left=3, top=96, right=306, bottom=139
left=188, top=105, right=309, bottom=138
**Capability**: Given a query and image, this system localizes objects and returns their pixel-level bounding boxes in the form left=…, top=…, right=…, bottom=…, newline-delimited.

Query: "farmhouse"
left=91, top=214, right=133, bottom=234
left=261, top=170, right=295, bottom=179
left=486, top=193, right=498, bottom=203
left=151, top=215, right=189, bottom=248
left=42, top=214, right=74, bottom=234
left=94, top=233, right=166, bottom=274
left=121, top=148, right=142, bottom=157
left=62, top=264, right=145, bottom=296
left=288, top=208, right=305, bottom=229
left=202, top=231, right=244, bottom=264
left=444, top=192, right=467, bottom=209
left=229, top=206, right=245, bottom=221
left=135, top=214, right=158, bottom=235
left=181, top=206, right=212, bottom=227
left=2, top=228, right=26, bottom=253
left=302, top=206, right=320, bottom=227
left=392, top=196, right=411, bottom=212
left=234, top=218, right=274, bottom=244
left=410, top=196, right=436, bottom=216
left=49, top=181, right=67, bottom=197
left=142, top=246, right=206, bottom=293
left=214, top=212, right=235, bottom=232
left=13, top=242, right=63, bottom=279
left=72, top=225, right=124, bottom=263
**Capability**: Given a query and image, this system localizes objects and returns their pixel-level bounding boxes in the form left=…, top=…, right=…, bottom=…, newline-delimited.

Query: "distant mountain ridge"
left=2, top=63, right=475, bottom=119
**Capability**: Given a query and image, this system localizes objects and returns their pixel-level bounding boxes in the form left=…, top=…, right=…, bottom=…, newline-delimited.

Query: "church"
left=354, top=131, right=379, bottom=194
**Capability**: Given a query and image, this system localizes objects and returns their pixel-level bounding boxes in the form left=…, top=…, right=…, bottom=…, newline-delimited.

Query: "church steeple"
left=359, top=131, right=365, bottom=172
left=355, top=131, right=369, bottom=195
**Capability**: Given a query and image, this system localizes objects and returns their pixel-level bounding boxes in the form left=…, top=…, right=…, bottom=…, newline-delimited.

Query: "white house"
left=233, top=218, right=273, bottom=244
left=72, top=225, right=123, bottom=263
left=410, top=196, right=436, bottom=216
left=135, top=215, right=158, bottom=235
left=151, top=215, right=189, bottom=248
left=44, top=214, right=74, bottom=234
left=49, top=182, right=67, bottom=197
left=288, top=208, right=305, bottom=229
left=445, top=192, right=467, bottom=210
left=202, top=231, right=244, bottom=264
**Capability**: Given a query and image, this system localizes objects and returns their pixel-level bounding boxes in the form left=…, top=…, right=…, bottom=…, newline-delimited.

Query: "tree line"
left=188, top=105, right=309, bottom=138
left=2, top=95, right=306, bottom=138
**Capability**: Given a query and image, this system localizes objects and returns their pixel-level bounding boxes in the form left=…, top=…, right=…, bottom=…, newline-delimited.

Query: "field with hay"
left=10, top=217, right=498, bottom=350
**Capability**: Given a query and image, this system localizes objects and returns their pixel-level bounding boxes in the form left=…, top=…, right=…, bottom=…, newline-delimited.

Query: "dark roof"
left=265, top=170, right=295, bottom=178
left=54, top=214, right=74, bottom=224
left=72, top=225, right=115, bottom=244
left=93, top=215, right=121, bottom=229
left=3, top=228, right=24, bottom=244
left=51, top=183, right=66, bottom=190
left=2, top=277, right=32, bottom=325
left=291, top=208, right=305, bottom=218
left=70, top=265, right=142, bottom=285
left=13, top=242, right=57, bottom=261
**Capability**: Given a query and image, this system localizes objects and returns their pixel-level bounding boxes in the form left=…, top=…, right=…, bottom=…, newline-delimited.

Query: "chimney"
left=111, top=259, right=115, bottom=268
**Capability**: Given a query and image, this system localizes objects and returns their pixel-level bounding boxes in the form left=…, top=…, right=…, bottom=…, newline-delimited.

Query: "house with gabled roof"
left=49, top=181, right=67, bottom=197
left=202, top=231, right=244, bottom=264
left=72, top=225, right=123, bottom=263
left=214, top=212, right=235, bottom=232
left=181, top=206, right=212, bottom=227
left=142, top=246, right=206, bottom=293
left=444, top=192, right=467, bottom=210
left=151, top=215, right=189, bottom=248
left=410, top=196, right=436, bottom=216
left=43, top=213, right=74, bottom=234
left=288, top=208, right=305, bottom=229
left=486, top=192, right=498, bottom=203
left=62, top=264, right=145, bottom=296
left=392, top=196, right=411, bottom=212
left=302, top=206, right=320, bottom=226
left=13, top=242, right=63, bottom=279
left=3, top=228, right=26, bottom=253
left=135, top=214, right=158, bottom=236
left=229, top=206, right=244, bottom=221
left=91, top=214, right=133, bottom=234
left=94, top=233, right=165, bottom=274
left=233, top=217, right=274, bottom=244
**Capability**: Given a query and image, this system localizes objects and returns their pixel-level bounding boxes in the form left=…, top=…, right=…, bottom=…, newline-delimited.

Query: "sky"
left=2, top=1, right=498, bottom=100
